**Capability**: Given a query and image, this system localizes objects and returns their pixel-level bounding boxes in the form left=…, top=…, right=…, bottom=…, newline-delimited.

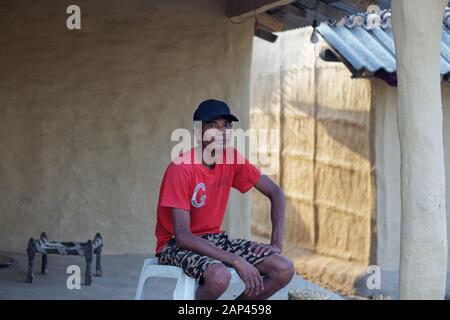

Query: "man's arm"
left=252, top=175, right=286, bottom=255
left=171, top=208, right=264, bottom=296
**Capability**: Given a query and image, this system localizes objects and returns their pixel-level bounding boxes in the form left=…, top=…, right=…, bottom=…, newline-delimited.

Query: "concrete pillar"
left=392, top=0, right=448, bottom=299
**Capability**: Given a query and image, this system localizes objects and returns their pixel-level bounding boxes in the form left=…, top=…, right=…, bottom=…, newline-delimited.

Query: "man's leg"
left=236, top=255, right=295, bottom=300
left=158, top=237, right=230, bottom=300
left=196, top=263, right=231, bottom=300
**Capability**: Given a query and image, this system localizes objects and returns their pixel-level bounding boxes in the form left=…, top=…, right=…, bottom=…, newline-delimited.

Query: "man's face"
left=202, top=116, right=233, bottom=149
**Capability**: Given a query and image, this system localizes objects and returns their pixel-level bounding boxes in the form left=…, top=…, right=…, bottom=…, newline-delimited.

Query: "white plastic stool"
left=134, top=257, right=242, bottom=300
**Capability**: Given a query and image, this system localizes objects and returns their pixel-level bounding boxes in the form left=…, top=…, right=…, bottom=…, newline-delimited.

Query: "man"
left=155, top=99, right=295, bottom=300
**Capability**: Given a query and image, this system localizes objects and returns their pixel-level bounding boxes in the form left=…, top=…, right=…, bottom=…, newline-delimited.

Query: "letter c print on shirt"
left=191, top=183, right=206, bottom=208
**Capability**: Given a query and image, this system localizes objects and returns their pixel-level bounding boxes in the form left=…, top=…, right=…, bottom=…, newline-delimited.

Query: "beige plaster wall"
left=0, top=0, right=254, bottom=254
left=373, top=80, right=401, bottom=271
left=445, top=83, right=450, bottom=296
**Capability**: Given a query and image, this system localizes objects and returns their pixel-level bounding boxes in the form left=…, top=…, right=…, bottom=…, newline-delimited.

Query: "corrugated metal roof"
left=266, top=1, right=384, bottom=31
left=316, top=7, right=450, bottom=79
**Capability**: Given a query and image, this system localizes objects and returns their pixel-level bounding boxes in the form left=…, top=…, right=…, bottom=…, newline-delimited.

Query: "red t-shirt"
left=154, top=147, right=261, bottom=255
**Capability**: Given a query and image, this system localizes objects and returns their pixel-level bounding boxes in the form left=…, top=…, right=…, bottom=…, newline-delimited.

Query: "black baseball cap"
left=193, top=99, right=239, bottom=123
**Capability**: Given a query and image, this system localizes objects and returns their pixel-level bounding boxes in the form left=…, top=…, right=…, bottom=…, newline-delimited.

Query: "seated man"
left=155, top=99, right=295, bottom=300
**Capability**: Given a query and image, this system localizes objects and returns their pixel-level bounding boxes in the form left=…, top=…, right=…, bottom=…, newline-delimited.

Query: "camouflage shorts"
left=157, top=232, right=276, bottom=282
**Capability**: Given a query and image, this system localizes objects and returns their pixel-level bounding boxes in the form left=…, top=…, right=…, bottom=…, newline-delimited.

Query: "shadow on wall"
left=250, top=31, right=374, bottom=265
left=286, top=100, right=372, bottom=161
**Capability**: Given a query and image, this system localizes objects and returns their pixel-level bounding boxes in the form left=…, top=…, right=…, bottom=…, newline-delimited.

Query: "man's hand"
left=249, top=243, right=282, bottom=257
left=233, top=258, right=264, bottom=296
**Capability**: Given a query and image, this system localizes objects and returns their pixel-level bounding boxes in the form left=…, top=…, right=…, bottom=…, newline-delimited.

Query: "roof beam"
left=256, top=13, right=285, bottom=31
left=346, top=0, right=380, bottom=11
left=227, top=0, right=296, bottom=23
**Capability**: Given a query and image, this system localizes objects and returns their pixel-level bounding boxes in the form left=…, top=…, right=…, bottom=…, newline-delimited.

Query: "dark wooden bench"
left=25, top=232, right=103, bottom=285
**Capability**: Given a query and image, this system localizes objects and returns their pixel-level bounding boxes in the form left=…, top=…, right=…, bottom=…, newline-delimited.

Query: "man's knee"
left=266, top=256, right=295, bottom=285
left=202, top=263, right=232, bottom=296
